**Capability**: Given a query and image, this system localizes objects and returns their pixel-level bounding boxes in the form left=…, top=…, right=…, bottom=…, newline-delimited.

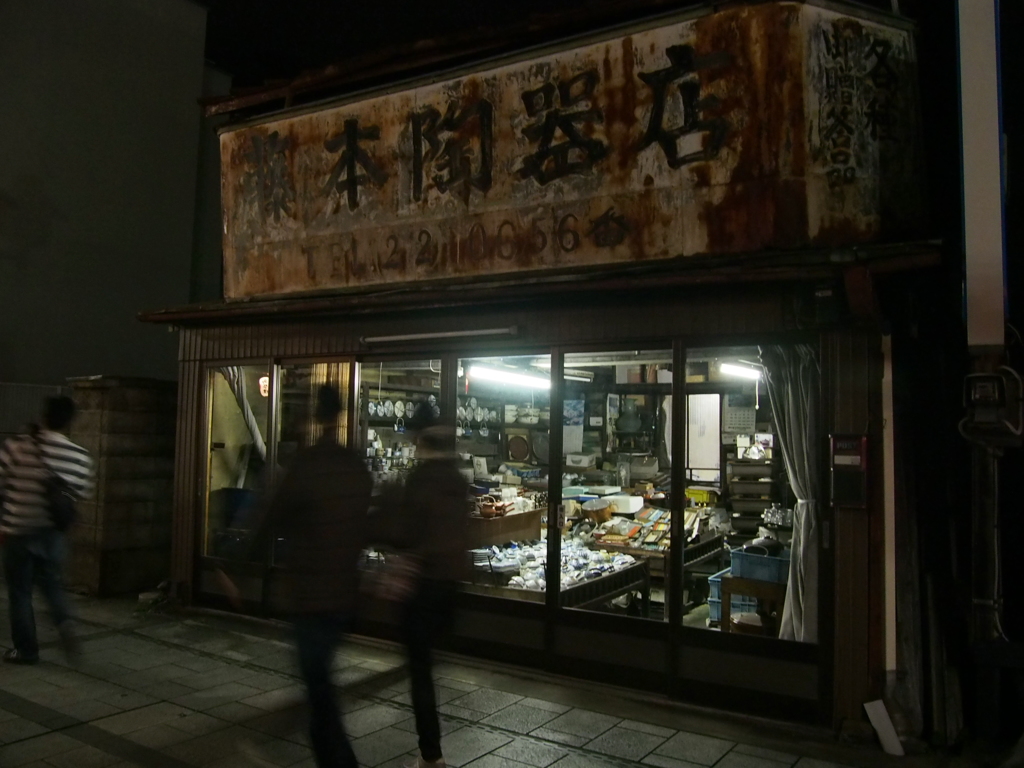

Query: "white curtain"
left=759, top=345, right=819, bottom=643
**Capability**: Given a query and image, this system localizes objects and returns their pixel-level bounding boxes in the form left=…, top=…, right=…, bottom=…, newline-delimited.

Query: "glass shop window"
left=272, top=361, right=352, bottom=565
left=357, top=360, right=442, bottom=488
left=560, top=350, right=672, bottom=621
left=356, top=360, right=443, bottom=576
left=276, top=362, right=352, bottom=466
left=680, top=346, right=817, bottom=644
left=458, top=354, right=551, bottom=602
left=204, top=365, right=270, bottom=561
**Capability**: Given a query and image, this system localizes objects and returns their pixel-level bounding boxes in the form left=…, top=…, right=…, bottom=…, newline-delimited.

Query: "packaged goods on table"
left=560, top=539, right=636, bottom=588
left=468, top=538, right=636, bottom=592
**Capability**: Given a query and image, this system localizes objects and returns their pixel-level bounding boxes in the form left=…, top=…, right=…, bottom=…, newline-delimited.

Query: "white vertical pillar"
left=959, top=0, right=1006, bottom=352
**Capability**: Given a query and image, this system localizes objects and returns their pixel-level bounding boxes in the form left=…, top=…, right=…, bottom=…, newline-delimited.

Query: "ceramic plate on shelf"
left=469, top=397, right=478, bottom=409
left=531, top=431, right=550, bottom=465
left=475, top=406, right=484, bottom=422
left=383, top=400, right=394, bottom=417
left=507, top=434, right=531, bottom=462
left=457, top=406, right=467, bottom=420
left=368, top=401, right=377, bottom=417
left=394, top=401, right=405, bottom=417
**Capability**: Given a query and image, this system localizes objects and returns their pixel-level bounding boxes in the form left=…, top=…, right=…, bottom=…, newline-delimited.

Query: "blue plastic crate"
left=730, top=547, right=791, bottom=583
left=708, top=567, right=731, bottom=601
left=708, top=596, right=758, bottom=623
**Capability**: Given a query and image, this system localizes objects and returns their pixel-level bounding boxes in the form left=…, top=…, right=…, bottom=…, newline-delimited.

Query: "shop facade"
left=146, top=1, right=928, bottom=729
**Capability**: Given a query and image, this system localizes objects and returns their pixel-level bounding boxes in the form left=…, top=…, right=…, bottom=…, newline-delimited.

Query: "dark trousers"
left=293, top=613, right=357, bottom=768
left=2, top=529, right=71, bottom=659
left=401, top=579, right=457, bottom=763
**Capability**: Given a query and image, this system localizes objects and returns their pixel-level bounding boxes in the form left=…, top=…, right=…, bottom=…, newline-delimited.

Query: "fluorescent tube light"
left=720, top=362, right=762, bottom=380
left=469, top=366, right=551, bottom=389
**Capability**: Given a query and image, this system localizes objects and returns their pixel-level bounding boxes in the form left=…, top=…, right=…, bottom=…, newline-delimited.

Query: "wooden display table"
left=719, top=573, right=787, bottom=635
left=467, top=508, right=543, bottom=548
left=464, top=560, right=651, bottom=617
left=590, top=533, right=727, bottom=580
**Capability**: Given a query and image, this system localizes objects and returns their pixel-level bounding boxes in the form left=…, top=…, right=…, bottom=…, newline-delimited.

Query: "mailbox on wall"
left=830, top=434, right=868, bottom=508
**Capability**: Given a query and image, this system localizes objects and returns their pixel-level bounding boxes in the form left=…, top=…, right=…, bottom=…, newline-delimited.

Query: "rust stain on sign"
left=221, top=2, right=923, bottom=300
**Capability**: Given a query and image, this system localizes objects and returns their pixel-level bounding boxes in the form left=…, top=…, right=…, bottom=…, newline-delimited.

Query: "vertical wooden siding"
left=170, top=352, right=204, bottom=601
left=823, top=330, right=886, bottom=726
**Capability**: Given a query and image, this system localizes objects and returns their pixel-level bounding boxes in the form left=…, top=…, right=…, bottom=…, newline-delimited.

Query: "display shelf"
left=365, top=417, right=415, bottom=427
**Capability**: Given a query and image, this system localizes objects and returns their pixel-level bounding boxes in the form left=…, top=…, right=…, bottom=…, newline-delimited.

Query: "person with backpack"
left=0, top=396, right=94, bottom=665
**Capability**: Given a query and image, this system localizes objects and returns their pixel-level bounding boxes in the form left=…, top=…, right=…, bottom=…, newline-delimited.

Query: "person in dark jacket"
left=394, top=402, right=469, bottom=768
left=223, top=386, right=372, bottom=768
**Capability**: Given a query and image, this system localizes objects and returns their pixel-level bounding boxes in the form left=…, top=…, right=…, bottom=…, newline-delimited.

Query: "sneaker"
left=3, top=648, right=39, bottom=665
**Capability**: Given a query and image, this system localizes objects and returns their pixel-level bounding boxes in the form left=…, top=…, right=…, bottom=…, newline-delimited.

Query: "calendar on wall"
left=722, top=393, right=757, bottom=435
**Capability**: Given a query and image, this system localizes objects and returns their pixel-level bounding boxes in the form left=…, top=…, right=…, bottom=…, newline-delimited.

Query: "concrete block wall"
left=67, top=377, right=177, bottom=596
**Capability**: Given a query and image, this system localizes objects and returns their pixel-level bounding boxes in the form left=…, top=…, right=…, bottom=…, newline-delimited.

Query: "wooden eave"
left=140, top=241, right=940, bottom=327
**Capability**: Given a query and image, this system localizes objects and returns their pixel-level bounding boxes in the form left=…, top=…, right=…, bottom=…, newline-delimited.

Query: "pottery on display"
left=616, top=399, right=642, bottom=433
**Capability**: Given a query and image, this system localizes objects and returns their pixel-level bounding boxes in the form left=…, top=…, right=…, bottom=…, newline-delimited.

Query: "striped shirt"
left=0, top=431, right=94, bottom=535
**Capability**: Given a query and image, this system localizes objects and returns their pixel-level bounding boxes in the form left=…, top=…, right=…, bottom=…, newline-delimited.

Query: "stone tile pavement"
left=0, top=590, right=972, bottom=768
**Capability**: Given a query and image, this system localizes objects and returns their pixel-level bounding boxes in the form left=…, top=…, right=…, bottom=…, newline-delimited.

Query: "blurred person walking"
left=221, top=385, right=372, bottom=768
left=385, top=403, right=469, bottom=768
left=0, top=396, right=93, bottom=665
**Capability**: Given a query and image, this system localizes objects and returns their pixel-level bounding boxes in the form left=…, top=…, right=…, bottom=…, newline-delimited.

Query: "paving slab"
left=641, top=754, right=706, bottom=768
left=526, top=727, right=590, bottom=748
left=344, top=703, right=410, bottom=738
left=438, top=725, right=514, bottom=767
left=715, top=752, right=794, bottom=768
left=539, top=709, right=622, bottom=739
left=0, top=732, right=84, bottom=768
left=492, top=737, right=570, bottom=767
left=481, top=703, right=561, bottom=735
left=394, top=715, right=465, bottom=737
left=732, top=743, right=799, bottom=765
left=584, top=725, right=668, bottom=761
left=653, top=731, right=735, bottom=766
left=93, top=703, right=194, bottom=735
left=439, top=703, right=492, bottom=722
left=448, top=689, right=525, bottom=715
left=351, top=725, right=420, bottom=766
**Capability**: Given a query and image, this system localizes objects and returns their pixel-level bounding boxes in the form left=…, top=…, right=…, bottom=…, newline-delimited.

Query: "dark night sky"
left=200, top=0, right=912, bottom=86
left=199, top=0, right=712, bottom=86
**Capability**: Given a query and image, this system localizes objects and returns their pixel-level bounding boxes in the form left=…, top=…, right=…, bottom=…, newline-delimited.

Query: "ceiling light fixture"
left=469, top=366, right=551, bottom=389
left=720, top=362, right=762, bottom=380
